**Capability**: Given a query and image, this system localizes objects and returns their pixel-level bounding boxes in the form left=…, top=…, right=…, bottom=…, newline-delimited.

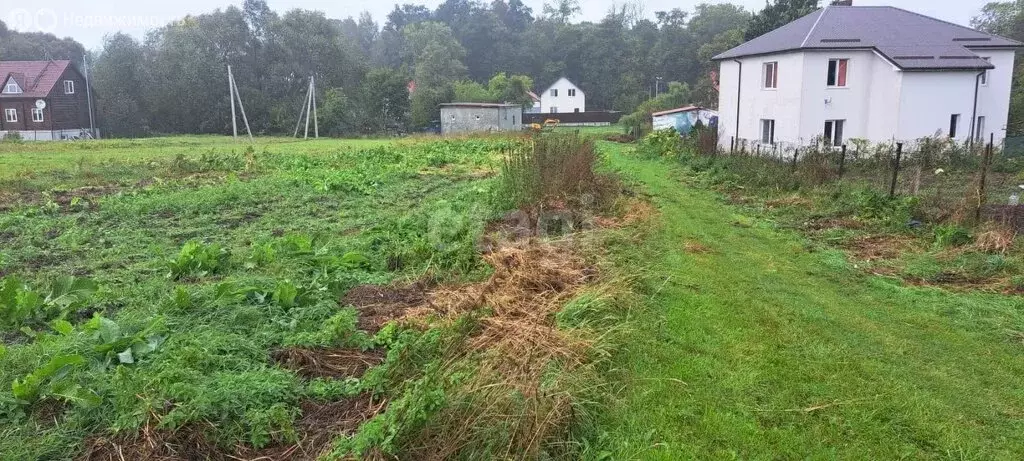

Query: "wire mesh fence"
left=720, top=134, right=1024, bottom=228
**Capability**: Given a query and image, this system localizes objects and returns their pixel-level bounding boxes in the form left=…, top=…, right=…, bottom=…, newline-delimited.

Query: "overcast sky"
left=2, top=0, right=993, bottom=50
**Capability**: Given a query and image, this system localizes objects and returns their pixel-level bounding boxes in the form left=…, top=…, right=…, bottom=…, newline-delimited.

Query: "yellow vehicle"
left=543, top=119, right=561, bottom=129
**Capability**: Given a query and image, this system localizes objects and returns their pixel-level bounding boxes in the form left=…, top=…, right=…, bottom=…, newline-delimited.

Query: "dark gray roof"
left=713, top=6, right=1022, bottom=70
left=440, top=103, right=521, bottom=108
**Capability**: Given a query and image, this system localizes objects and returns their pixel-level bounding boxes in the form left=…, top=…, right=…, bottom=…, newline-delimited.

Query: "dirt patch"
left=80, top=394, right=386, bottom=461
left=983, top=205, right=1024, bottom=233
left=765, top=196, right=813, bottom=209
left=342, top=282, right=430, bottom=333
left=53, top=185, right=120, bottom=207
left=683, top=241, right=713, bottom=254
left=840, top=234, right=919, bottom=261
left=32, top=399, right=69, bottom=427
left=803, top=217, right=864, bottom=232
left=604, top=134, right=636, bottom=143
left=592, top=198, right=656, bottom=229
left=272, top=348, right=386, bottom=379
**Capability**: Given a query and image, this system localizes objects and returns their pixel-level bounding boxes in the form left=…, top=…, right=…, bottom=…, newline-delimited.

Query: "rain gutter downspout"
left=969, top=70, right=984, bottom=148
left=734, top=59, right=742, bottom=145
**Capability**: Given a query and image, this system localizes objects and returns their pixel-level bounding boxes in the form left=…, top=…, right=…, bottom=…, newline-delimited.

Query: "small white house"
left=539, top=77, right=586, bottom=114
left=714, top=5, right=1022, bottom=149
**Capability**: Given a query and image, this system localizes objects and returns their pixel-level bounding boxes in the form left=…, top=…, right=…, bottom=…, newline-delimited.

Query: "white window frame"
left=760, top=119, right=776, bottom=144
left=550, top=89, right=558, bottom=97
left=949, top=114, right=960, bottom=138
left=827, top=58, right=849, bottom=88
left=3, top=80, right=21, bottom=94
left=4, top=108, right=17, bottom=123
left=550, top=107, right=558, bottom=114
left=980, top=57, right=991, bottom=86
left=762, top=62, right=778, bottom=89
left=64, top=80, right=75, bottom=94
left=568, top=88, right=576, bottom=97
left=31, top=108, right=44, bottom=123
left=824, top=119, right=845, bottom=146
left=976, top=116, right=986, bottom=142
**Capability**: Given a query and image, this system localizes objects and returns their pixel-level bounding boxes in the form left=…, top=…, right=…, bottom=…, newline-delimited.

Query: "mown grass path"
left=597, top=143, right=1024, bottom=459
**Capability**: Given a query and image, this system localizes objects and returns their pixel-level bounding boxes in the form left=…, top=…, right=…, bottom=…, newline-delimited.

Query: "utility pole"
left=304, top=78, right=313, bottom=139
left=84, top=55, right=96, bottom=138
left=229, top=65, right=238, bottom=139
left=312, top=75, right=319, bottom=139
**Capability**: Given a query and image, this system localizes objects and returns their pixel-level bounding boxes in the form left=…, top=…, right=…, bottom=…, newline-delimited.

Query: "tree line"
left=0, top=0, right=819, bottom=137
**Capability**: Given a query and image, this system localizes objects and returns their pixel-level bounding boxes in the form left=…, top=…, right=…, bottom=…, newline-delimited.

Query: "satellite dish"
left=35, top=99, right=46, bottom=110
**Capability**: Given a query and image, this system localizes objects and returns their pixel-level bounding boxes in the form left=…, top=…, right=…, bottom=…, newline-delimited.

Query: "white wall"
left=719, top=48, right=1017, bottom=148
left=716, top=52, right=804, bottom=148
left=897, top=71, right=978, bottom=142
left=974, top=49, right=1016, bottom=145
left=798, top=50, right=902, bottom=144
left=540, top=78, right=586, bottom=114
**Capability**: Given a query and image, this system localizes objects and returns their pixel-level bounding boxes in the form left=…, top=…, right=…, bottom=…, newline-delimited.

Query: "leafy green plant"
left=168, top=241, right=230, bottom=280
left=637, top=129, right=686, bottom=160
left=11, top=354, right=98, bottom=408
left=0, top=276, right=98, bottom=332
left=82, top=314, right=167, bottom=366
left=933, top=224, right=973, bottom=248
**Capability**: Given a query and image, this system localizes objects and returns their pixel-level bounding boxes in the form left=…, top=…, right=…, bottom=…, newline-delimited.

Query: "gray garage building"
left=440, top=103, right=523, bottom=135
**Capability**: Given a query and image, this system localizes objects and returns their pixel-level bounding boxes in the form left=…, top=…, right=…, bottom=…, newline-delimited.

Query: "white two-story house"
left=539, top=77, right=586, bottom=114
left=714, top=5, right=1021, bottom=149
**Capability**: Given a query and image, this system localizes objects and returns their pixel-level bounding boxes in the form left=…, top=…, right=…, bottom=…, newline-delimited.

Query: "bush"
left=637, top=129, right=686, bottom=160
left=167, top=241, right=231, bottom=280
left=933, top=224, right=973, bottom=248
left=1, top=131, right=23, bottom=143
left=496, top=132, right=607, bottom=210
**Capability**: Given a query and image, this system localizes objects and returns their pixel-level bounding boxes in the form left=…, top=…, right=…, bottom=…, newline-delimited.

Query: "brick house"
left=0, top=60, right=95, bottom=140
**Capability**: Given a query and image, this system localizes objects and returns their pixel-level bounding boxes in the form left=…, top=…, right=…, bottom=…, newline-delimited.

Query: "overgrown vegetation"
left=643, top=129, right=1024, bottom=291
left=0, top=133, right=634, bottom=460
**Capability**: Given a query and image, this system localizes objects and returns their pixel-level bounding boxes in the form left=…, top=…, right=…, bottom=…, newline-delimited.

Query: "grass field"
left=2, top=133, right=1023, bottom=459
left=593, top=141, right=1024, bottom=459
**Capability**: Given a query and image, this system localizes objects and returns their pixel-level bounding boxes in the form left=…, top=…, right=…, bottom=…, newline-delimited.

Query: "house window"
left=981, top=57, right=991, bottom=85
left=4, top=108, right=17, bottom=123
left=3, top=80, right=21, bottom=94
left=550, top=89, right=558, bottom=97
left=760, top=119, right=775, bottom=144
left=568, top=89, right=576, bottom=97
left=64, top=80, right=75, bottom=94
left=949, top=114, right=960, bottom=138
left=763, top=62, right=778, bottom=89
left=824, top=120, right=845, bottom=146
left=827, top=59, right=849, bottom=87
left=976, top=116, right=986, bottom=142
left=574, top=108, right=580, bottom=113
left=550, top=107, right=558, bottom=114
left=31, top=108, right=44, bottom=123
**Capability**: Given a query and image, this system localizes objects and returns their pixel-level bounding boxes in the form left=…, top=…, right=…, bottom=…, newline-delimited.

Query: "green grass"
left=593, top=141, right=1024, bottom=459
left=0, top=136, right=393, bottom=181
left=0, top=136, right=515, bottom=458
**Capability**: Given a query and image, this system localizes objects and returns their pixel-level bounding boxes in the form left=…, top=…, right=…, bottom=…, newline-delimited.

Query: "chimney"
left=831, top=0, right=853, bottom=5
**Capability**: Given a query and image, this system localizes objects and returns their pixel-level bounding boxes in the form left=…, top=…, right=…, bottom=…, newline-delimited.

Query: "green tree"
left=746, top=0, right=820, bottom=41
left=92, top=34, right=150, bottom=137
left=973, top=1, right=1024, bottom=135
left=405, top=22, right=467, bottom=127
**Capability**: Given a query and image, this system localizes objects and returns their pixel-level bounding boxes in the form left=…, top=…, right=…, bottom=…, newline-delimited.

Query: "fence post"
left=838, top=144, right=847, bottom=179
left=756, top=145, right=761, bottom=157
left=889, top=142, right=903, bottom=199
left=976, top=134, right=996, bottom=223
left=730, top=136, right=735, bottom=154
left=792, top=148, right=800, bottom=173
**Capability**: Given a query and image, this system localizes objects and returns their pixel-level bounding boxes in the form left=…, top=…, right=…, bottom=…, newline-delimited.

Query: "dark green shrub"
left=933, top=224, right=973, bottom=248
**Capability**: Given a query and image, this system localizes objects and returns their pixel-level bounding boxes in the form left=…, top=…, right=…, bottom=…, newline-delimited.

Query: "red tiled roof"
left=0, top=60, right=73, bottom=98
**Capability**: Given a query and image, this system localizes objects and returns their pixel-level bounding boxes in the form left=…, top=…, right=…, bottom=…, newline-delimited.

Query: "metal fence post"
left=889, top=142, right=903, bottom=198
left=838, top=144, right=847, bottom=179
left=792, top=148, right=800, bottom=173
left=730, top=136, right=735, bottom=154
